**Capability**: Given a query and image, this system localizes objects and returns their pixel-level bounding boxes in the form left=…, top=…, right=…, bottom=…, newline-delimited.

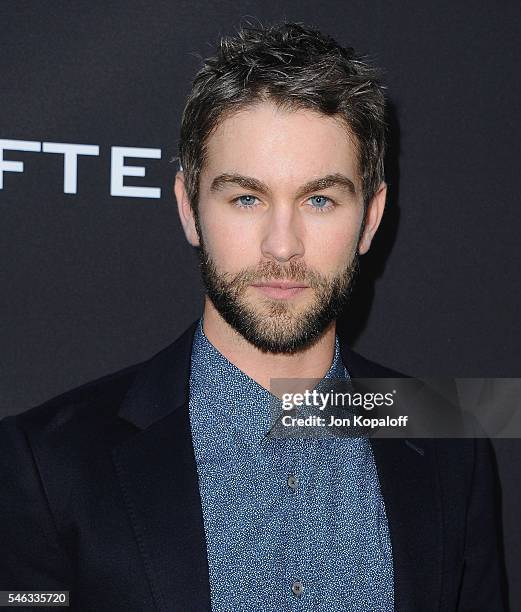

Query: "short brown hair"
left=178, top=21, right=386, bottom=210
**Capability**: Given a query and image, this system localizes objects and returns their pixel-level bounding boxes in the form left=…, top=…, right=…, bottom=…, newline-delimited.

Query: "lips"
left=251, top=281, right=309, bottom=289
left=250, top=281, right=309, bottom=299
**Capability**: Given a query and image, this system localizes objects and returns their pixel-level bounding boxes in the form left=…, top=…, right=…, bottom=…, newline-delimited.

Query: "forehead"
left=201, top=101, right=360, bottom=189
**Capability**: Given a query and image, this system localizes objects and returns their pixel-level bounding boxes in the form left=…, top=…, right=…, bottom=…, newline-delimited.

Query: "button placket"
left=287, top=439, right=306, bottom=601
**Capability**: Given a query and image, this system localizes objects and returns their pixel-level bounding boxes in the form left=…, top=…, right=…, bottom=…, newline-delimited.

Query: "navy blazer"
left=0, top=321, right=507, bottom=611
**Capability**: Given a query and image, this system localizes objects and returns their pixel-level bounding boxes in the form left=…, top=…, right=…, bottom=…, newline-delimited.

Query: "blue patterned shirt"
left=188, top=317, right=394, bottom=611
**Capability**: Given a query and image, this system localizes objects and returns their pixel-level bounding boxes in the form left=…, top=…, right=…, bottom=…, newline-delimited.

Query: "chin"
left=228, top=308, right=328, bottom=354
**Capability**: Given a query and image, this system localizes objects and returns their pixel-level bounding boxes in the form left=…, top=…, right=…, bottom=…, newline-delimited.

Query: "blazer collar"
left=118, top=320, right=198, bottom=429
left=118, top=319, right=402, bottom=430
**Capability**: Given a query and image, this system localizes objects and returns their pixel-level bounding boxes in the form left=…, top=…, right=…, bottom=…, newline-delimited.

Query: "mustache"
left=196, top=243, right=360, bottom=299
left=226, top=260, right=328, bottom=292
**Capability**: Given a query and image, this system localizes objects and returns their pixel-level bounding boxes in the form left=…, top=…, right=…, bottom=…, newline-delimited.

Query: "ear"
left=174, top=170, right=200, bottom=247
left=358, top=182, right=387, bottom=255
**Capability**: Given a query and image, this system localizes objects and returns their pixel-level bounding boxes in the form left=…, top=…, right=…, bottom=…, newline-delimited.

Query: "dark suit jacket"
left=0, top=321, right=507, bottom=611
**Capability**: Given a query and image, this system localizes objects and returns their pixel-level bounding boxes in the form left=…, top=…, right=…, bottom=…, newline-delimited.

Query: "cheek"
left=308, top=234, right=356, bottom=269
left=200, top=211, right=260, bottom=266
left=307, top=214, right=362, bottom=264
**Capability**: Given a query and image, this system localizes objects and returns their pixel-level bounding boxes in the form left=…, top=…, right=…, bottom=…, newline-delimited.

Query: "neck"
left=201, top=298, right=337, bottom=392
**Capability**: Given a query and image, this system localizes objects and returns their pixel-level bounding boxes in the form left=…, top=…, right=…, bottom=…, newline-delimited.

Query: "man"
left=0, top=22, right=506, bottom=611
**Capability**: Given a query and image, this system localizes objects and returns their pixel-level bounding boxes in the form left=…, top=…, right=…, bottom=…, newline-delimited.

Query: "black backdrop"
left=1, top=1, right=520, bottom=607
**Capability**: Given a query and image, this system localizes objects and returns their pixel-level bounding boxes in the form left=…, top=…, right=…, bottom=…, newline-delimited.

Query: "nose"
left=260, top=203, right=305, bottom=263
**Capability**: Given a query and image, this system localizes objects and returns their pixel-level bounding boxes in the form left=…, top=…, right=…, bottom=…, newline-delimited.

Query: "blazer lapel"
left=341, top=342, right=443, bottom=612
left=112, top=321, right=211, bottom=611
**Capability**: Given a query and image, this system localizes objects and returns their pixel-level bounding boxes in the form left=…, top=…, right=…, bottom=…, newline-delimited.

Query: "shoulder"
left=0, top=365, right=147, bottom=494
left=2, top=320, right=199, bottom=440
left=340, top=343, right=497, bottom=466
left=3, top=360, right=142, bottom=441
left=339, top=339, right=408, bottom=379
left=0, top=349, right=167, bottom=459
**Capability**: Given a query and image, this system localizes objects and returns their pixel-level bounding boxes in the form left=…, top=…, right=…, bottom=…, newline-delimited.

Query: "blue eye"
left=235, top=195, right=258, bottom=207
left=309, top=195, right=332, bottom=210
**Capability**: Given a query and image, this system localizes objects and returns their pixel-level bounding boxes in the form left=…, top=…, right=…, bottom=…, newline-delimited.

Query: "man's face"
left=177, top=101, right=383, bottom=353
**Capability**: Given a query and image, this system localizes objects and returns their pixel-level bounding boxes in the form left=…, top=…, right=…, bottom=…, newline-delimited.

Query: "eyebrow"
left=209, top=172, right=357, bottom=198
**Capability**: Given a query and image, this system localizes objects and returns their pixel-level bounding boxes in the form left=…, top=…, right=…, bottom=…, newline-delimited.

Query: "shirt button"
left=292, top=580, right=304, bottom=596
left=287, top=474, right=299, bottom=490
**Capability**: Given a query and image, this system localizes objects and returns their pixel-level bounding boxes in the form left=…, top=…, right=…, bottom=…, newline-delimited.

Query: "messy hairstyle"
left=178, top=21, right=386, bottom=211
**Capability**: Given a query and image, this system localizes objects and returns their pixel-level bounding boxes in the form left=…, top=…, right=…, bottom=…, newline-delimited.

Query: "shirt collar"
left=189, top=316, right=348, bottom=449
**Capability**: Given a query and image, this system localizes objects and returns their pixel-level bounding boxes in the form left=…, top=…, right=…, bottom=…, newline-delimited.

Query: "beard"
left=195, top=231, right=359, bottom=355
